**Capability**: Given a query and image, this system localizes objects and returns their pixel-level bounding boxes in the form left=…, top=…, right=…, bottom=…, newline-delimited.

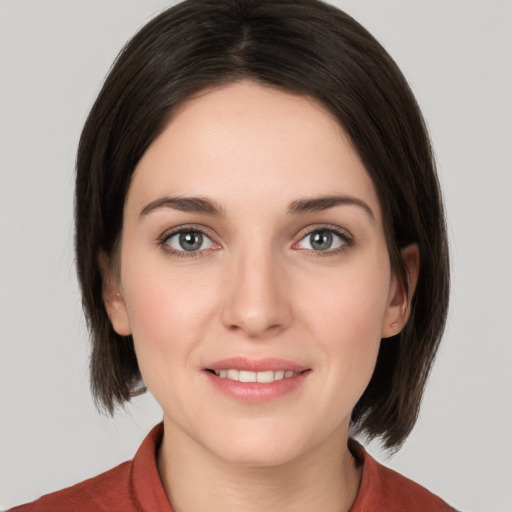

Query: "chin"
left=201, top=421, right=321, bottom=468
left=215, top=441, right=304, bottom=468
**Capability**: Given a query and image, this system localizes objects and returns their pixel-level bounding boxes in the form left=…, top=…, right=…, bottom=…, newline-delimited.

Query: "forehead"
left=128, top=80, right=382, bottom=221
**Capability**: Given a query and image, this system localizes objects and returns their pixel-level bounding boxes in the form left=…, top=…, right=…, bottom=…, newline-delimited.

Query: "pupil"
left=179, top=232, right=202, bottom=251
left=311, top=231, right=332, bottom=251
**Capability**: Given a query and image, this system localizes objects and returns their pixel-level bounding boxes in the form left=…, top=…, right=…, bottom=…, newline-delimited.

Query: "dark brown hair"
left=75, top=0, right=449, bottom=450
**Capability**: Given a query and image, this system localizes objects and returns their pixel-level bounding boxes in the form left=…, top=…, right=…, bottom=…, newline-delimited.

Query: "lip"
left=205, top=357, right=309, bottom=373
left=203, top=357, right=311, bottom=404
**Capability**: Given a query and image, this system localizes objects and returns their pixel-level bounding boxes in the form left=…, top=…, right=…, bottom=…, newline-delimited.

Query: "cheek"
left=297, top=254, right=391, bottom=389
left=120, top=253, right=220, bottom=366
left=120, top=261, right=220, bottom=411
left=303, top=256, right=391, bottom=338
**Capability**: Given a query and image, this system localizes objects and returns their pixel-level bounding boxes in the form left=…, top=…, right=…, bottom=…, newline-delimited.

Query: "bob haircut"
left=75, top=0, right=449, bottom=450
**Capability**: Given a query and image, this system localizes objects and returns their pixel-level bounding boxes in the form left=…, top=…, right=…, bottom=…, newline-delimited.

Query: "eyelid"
left=156, top=223, right=353, bottom=256
left=292, top=224, right=354, bottom=252
left=158, top=224, right=221, bottom=256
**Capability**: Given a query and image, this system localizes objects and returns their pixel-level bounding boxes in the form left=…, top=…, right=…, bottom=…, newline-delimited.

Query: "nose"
left=221, top=249, right=291, bottom=339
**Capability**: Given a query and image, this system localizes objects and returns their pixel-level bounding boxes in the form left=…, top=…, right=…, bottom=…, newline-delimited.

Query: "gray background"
left=1, top=1, right=511, bottom=510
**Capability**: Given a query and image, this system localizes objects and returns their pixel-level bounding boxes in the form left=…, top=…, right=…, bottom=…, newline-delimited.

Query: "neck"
left=157, top=419, right=362, bottom=512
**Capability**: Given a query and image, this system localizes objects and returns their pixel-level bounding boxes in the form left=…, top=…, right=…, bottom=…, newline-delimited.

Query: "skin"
left=103, top=81, right=418, bottom=512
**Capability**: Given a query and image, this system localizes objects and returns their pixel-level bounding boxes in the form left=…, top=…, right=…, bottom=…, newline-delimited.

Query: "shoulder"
left=9, top=423, right=169, bottom=512
left=8, top=461, right=133, bottom=512
left=350, top=441, right=457, bottom=512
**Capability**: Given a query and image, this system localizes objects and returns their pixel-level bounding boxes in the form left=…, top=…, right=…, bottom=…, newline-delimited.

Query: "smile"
left=211, top=369, right=300, bottom=383
left=204, top=358, right=310, bottom=403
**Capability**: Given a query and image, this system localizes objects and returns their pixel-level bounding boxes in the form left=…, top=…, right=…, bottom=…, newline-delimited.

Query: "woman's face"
left=105, top=81, right=407, bottom=466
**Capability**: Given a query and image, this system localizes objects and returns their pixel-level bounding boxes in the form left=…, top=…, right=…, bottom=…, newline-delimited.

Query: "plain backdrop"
left=1, top=1, right=511, bottom=510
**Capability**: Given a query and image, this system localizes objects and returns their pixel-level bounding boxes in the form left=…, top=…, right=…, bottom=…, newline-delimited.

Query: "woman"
left=11, top=0, right=453, bottom=510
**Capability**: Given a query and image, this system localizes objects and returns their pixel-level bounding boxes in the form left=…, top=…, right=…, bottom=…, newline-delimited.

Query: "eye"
left=164, top=230, right=215, bottom=253
left=296, top=228, right=350, bottom=252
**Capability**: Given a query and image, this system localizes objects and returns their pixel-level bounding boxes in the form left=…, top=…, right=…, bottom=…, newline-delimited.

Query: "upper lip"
left=205, top=357, right=309, bottom=373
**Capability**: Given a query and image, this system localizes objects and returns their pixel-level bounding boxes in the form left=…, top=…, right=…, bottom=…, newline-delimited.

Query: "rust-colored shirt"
left=10, top=424, right=455, bottom=511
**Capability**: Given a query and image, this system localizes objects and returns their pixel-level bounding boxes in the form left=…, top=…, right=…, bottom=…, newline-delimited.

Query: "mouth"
left=206, top=369, right=302, bottom=383
left=203, top=357, right=310, bottom=403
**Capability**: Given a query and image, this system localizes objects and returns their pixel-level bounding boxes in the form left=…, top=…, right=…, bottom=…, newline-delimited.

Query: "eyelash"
left=158, top=225, right=219, bottom=259
left=293, top=224, right=354, bottom=256
left=157, top=224, right=354, bottom=258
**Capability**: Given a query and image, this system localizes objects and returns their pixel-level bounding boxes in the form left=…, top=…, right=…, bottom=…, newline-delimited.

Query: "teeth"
left=239, top=370, right=255, bottom=383
left=212, top=369, right=300, bottom=382
left=256, top=370, right=274, bottom=383
left=226, top=369, right=239, bottom=380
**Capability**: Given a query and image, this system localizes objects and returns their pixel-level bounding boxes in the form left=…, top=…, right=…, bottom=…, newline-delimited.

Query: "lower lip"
left=204, top=371, right=310, bottom=404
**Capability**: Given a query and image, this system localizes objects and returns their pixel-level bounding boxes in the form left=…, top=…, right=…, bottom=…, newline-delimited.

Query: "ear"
left=98, top=252, right=132, bottom=336
left=381, top=244, right=420, bottom=339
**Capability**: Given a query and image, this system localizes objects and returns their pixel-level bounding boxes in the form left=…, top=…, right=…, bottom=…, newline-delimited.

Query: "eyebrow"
left=139, top=194, right=375, bottom=221
left=140, top=196, right=224, bottom=218
left=287, top=195, right=375, bottom=222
